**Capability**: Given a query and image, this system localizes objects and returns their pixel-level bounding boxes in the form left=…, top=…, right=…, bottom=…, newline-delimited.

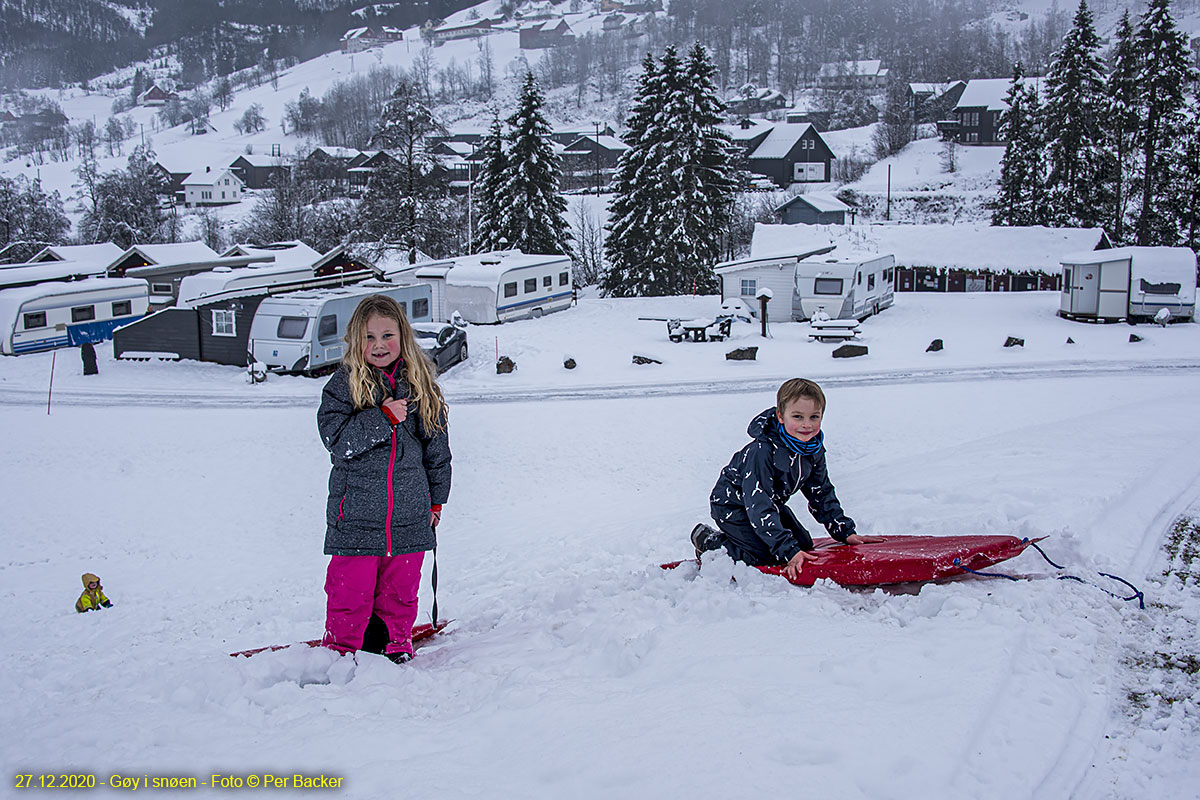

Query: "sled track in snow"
left=4, top=359, right=1200, bottom=408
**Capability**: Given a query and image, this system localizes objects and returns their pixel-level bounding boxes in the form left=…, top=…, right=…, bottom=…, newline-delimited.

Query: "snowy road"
left=3, top=368, right=1199, bottom=798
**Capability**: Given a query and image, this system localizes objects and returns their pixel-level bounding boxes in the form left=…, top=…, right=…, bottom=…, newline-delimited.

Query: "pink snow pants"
left=322, top=552, right=424, bottom=656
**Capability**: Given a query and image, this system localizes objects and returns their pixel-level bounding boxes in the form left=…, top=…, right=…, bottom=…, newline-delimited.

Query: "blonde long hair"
left=343, top=294, right=447, bottom=435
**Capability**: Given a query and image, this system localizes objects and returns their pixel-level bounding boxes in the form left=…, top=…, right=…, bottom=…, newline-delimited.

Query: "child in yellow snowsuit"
left=75, top=573, right=113, bottom=613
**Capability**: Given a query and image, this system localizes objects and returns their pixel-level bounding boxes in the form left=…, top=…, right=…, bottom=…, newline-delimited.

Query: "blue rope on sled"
left=953, top=538, right=1146, bottom=609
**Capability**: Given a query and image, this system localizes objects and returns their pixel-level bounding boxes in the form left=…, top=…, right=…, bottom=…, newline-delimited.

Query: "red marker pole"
left=47, top=350, right=57, bottom=415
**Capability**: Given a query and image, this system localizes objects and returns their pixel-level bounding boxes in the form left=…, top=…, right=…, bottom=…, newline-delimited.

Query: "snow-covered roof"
left=231, top=153, right=288, bottom=168
left=342, top=27, right=371, bottom=40
left=750, top=223, right=1109, bottom=273
left=182, top=167, right=241, bottom=186
left=0, top=261, right=108, bottom=289
left=956, top=77, right=1044, bottom=112
left=565, top=134, right=628, bottom=151
left=778, top=193, right=850, bottom=214
left=177, top=262, right=317, bottom=307
left=115, top=242, right=221, bottom=268
left=311, top=146, right=361, bottom=160
left=820, top=59, right=886, bottom=78
left=0, top=277, right=147, bottom=324
left=718, top=120, right=774, bottom=143
left=31, top=243, right=123, bottom=266
left=221, top=242, right=321, bottom=270
left=747, top=123, right=816, bottom=160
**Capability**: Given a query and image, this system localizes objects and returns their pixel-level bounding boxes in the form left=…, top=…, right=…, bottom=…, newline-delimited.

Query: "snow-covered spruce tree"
left=1132, top=0, right=1197, bottom=246
left=363, top=77, right=450, bottom=257
left=77, top=145, right=168, bottom=248
left=1043, top=0, right=1113, bottom=228
left=1173, top=105, right=1200, bottom=253
left=497, top=72, right=572, bottom=255
left=471, top=114, right=510, bottom=254
left=601, top=53, right=663, bottom=296
left=992, top=64, right=1049, bottom=227
left=602, top=45, right=737, bottom=296
left=1105, top=9, right=1141, bottom=244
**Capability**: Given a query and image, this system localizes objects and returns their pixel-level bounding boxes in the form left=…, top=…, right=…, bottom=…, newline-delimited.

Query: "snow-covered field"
left=3, top=291, right=1200, bottom=798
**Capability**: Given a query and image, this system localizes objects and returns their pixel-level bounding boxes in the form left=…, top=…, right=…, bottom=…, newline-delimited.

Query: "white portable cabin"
left=714, top=253, right=804, bottom=319
left=247, top=282, right=433, bottom=373
left=793, top=250, right=895, bottom=321
left=1059, top=246, right=1196, bottom=323
left=385, top=250, right=573, bottom=324
left=0, top=277, right=149, bottom=356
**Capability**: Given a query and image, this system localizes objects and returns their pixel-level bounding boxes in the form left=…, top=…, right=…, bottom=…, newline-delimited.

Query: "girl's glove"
left=430, top=505, right=442, bottom=530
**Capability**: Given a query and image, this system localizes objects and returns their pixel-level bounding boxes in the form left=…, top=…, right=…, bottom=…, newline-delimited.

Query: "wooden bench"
left=808, top=318, right=861, bottom=342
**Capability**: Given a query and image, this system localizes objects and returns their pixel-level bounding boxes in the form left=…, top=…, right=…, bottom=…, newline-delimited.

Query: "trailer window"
left=740, top=279, right=757, bottom=297
left=814, top=278, right=843, bottom=295
left=151, top=283, right=173, bottom=295
left=504, top=282, right=517, bottom=298
left=112, top=300, right=132, bottom=317
left=559, top=272, right=569, bottom=286
left=857, top=272, right=862, bottom=285
left=317, top=315, right=338, bottom=342
left=868, top=273, right=875, bottom=290
left=277, top=317, right=309, bottom=339
left=212, top=309, right=236, bottom=337
left=23, top=311, right=46, bottom=329
left=412, top=298, right=429, bottom=319
left=524, top=278, right=537, bottom=294
left=542, top=275, right=552, bottom=288
left=72, top=305, right=96, bottom=322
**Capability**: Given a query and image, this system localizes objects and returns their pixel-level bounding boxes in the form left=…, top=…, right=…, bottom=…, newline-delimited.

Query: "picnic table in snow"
left=808, top=317, right=861, bottom=342
left=667, top=316, right=733, bottom=343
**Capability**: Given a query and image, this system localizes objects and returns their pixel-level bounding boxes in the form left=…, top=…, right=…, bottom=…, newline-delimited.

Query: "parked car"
left=413, top=322, right=468, bottom=373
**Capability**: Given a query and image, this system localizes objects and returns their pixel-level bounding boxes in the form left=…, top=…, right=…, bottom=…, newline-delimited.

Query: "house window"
left=277, top=317, right=309, bottom=339
left=524, top=278, right=537, bottom=293
left=151, top=283, right=173, bottom=295
left=967, top=132, right=979, bottom=143
left=23, top=311, right=46, bottom=329
left=504, top=282, right=517, bottom=298
left=740, top=278, right=757, bottom=296
left=221, top=191, right=226, bottom=199
left=559, top=271, right=569, bottom=286
left=412, top=298, right=429, bottom=319
left=543, top=275, right=552, bottom=288
left=814, top=278, right=843, bottom=295
left=71, top=305, right=96, bottom=322
left=963, top=111, right=980, bottom=127
left=868, top=273, right=876, bottom=290
left=212, top=309, right=236, bottom=337
left=112, top=300, right=132, bottom=317
left=317, top=315, right=338, bottom=342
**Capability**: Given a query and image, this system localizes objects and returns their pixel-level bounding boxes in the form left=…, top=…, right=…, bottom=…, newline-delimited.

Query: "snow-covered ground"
left=2, top=290, right=1199, bottom=798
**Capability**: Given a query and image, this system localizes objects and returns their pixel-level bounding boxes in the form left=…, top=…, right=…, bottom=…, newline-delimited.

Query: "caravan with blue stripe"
left=0, top=278, right=150, bottom=356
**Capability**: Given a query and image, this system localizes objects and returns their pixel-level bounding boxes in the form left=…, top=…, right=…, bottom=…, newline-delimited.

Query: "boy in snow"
left=693, top=378, right=881, bottom=580
left=75, top=573, right=113, bottom=613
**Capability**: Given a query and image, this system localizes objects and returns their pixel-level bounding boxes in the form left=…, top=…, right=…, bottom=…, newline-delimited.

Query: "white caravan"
left=0, top=278, right=149, bottom=355
left=248, top=282, right=433, bottom=374
left=793, top=251, right=895, bottom=321
left=1059, top=246, right=1196, bottom=323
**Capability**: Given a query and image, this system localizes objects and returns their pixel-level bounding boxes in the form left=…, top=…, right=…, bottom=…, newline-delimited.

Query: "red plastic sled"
left=229, top=619, right=452, bottom=658
left=662, top=535, right=1042, bottom=587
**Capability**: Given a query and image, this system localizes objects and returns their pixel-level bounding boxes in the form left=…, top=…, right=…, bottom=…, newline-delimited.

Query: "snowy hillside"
left=2, top=291, right=1199, bottom=798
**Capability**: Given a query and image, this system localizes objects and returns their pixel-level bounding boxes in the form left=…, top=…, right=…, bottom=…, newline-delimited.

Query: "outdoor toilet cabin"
left=1059, top=246, right=1196, bottom=323
left=386, top=250, right=573, bottom=324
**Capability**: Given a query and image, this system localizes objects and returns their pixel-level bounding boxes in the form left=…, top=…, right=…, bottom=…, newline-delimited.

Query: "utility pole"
left=593, top=120, right=601, bottom=195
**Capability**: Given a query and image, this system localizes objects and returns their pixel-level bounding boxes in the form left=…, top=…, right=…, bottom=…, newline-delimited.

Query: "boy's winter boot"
left=691, top=523, right=724, bottom=560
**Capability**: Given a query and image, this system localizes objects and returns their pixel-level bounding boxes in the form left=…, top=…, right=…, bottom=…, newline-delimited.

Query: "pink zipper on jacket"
left=382, top=358, right=403, bottom=557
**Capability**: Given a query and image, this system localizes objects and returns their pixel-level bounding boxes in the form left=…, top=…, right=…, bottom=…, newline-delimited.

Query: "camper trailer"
left=248, top=283, right=433, bottom=373
left=1059, top=246, right=1196, bottom=323
left=384, top=251, right=573, bottom=324
left=793, top=251, right=895, bottom=321
left=0, top=277, right=149, bottom=355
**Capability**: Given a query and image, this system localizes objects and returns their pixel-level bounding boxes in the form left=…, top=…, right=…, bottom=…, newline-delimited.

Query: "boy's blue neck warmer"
left=777, top=422, right=823, bottom=456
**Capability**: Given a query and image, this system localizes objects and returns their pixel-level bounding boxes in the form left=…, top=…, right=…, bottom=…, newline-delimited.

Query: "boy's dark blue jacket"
left=318, top=363, right=451, bottom=557
left=710, top=407, right=855, bottom=566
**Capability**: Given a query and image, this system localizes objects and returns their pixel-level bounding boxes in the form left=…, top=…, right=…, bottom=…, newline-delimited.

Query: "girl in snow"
left=317, top=294, right=451, bottom=663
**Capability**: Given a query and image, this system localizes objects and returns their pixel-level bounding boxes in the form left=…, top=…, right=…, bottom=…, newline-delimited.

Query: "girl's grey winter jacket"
left=318, top=363, right=451, bottom=557
left=710, top=407, right=854, bottom=566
